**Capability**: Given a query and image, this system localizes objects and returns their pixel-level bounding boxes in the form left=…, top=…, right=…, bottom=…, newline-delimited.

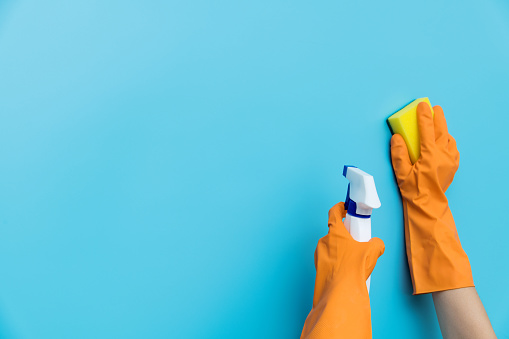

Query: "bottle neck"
left=346, top=200, right=372, bottom=219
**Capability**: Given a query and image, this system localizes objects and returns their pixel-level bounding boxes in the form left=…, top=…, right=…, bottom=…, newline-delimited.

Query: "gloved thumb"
left=364, top=237, right=385, bottom=279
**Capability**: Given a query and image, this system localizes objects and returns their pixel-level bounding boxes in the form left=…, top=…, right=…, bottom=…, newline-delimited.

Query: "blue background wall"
left=0, top=1, right=508, bottom=338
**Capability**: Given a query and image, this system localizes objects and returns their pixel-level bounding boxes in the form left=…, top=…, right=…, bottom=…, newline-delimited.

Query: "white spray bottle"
left=343, top=166, right=381, bottom=293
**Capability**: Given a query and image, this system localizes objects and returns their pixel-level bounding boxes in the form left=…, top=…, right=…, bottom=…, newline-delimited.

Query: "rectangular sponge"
left=387, top=98, right=434, bottom=164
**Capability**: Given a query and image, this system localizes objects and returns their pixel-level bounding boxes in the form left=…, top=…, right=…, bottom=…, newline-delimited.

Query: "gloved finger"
left=364, top=237, right=385, bottom=279
left=447, top=134, right=459, bottom=155
left=390, top=134, right=412, bottom=182
left=433, top=105, right=449, bottom=147
left=449, top=136, right=460, bottom=166
left=454, top=147, right=460, bottom=169
left=328, top=202, right=348, bottom=235
left=416, top=102, right=436, bottom=157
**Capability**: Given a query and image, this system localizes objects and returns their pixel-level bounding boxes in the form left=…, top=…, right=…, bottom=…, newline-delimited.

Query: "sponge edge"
left=387, top=98, right=434, bottom=164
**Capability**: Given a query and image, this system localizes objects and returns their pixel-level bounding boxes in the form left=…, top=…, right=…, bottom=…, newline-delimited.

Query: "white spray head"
left=343, top=166, right=381, bottom=216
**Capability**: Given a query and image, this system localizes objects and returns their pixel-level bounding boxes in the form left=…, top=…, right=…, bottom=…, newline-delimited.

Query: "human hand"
left=391, top=102, right=460, bottom=198
left=301, top=202, right=384, bottom=339
left=390, top=102, right=474, bottom=295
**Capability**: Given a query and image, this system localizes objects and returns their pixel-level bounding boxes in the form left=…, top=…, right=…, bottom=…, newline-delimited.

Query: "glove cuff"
left=403, top=199, right=474, bottom=295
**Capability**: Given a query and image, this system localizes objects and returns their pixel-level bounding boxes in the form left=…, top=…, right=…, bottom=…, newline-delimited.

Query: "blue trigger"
left=344, top=183, right=351, bottom=211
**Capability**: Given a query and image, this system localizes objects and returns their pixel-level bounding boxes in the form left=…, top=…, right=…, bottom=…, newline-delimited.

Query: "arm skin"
left=432, top=287, right=497, bottom=339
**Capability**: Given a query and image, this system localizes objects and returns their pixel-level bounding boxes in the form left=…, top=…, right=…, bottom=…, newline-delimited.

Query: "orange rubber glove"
left=301, top=202, right=385, bottom=339
left=390, top=102, right=474, bottom=294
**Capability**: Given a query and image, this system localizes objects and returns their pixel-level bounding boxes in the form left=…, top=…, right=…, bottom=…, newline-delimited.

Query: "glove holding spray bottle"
left=301, top=166, right=384, bottom=339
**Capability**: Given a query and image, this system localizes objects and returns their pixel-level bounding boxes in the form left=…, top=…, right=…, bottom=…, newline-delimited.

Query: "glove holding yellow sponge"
left=389, top=101, right=474, bottom=294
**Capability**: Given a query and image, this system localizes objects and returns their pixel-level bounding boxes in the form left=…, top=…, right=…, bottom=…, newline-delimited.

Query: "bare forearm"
left=432, top=287, right=497, bottom=339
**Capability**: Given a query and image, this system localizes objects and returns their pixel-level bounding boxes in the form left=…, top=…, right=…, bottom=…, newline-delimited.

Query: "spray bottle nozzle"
left=343, top=166, right=381, bottom=217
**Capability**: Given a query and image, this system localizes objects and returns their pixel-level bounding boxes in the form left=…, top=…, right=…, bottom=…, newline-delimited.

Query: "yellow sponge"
left=387, top=98, right=434, bottom=164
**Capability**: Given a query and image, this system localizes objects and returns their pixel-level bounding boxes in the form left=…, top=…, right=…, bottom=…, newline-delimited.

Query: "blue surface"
left=0, top=1, right=508, bottom=338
